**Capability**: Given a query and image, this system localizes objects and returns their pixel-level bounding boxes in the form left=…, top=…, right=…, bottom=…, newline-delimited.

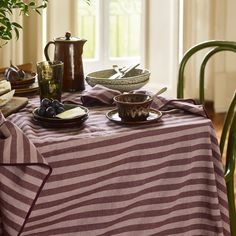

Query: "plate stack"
left=8, top=72, right=39, bottom=96
left=32, top=104, right=89, bottom=128
left=0, top=62, right=39, bottom=96
left=0, top=80, right=15, bottom=107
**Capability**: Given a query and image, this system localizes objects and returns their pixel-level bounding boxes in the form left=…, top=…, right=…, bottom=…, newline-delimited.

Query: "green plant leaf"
left=14, top=27, right=19, bottom=39
left=12, top=22, right=22, bottom=29
left=0, top=0, right=90, bottom=44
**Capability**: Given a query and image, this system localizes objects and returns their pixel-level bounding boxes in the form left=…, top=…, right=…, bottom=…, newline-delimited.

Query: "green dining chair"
left=222, top=92, right=236, bottom=235
left=177, top=40, right=236, bottom=235
left=177, top=40, right=236, bottom=103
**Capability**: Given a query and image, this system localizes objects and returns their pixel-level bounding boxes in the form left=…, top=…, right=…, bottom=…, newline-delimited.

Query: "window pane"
left=109, top=0, right=141, bottom=58
left=75, top=0, right=97, bottom=59
left=75, top=0, right=142, bottom=60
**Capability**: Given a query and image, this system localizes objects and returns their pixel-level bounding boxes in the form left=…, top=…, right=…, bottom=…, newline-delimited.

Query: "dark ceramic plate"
left=106, top=108, right=162, bottom=125
left=0, top=71, right=37, bottom=87
left=32, top=115, right=88, bottom=128
left=14, top=82, right=39, bottom=95
left=32, top=104, right=89, bottom=125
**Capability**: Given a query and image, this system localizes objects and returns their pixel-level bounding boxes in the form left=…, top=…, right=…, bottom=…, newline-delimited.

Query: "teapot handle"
left=44, top=41, right=55, bottom=61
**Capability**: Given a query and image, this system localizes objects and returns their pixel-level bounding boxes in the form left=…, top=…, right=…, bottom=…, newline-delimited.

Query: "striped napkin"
left=0, top=111, right=52, bottom=236
left=81, top=84, right=207, bottom=117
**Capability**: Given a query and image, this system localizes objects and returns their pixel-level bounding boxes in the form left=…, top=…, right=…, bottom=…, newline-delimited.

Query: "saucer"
left=106, top=108, right=162, bottom=125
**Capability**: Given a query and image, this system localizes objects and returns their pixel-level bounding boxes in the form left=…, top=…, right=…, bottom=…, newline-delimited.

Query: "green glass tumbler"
left=37, top=61, right=64, bottom=101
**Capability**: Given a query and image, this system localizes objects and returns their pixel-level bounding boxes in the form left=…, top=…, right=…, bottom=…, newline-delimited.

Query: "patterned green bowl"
left=85, top=68, right=150, bottom=92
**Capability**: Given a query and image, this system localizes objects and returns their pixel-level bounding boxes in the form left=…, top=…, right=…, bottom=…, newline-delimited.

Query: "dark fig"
left=38, top=106, right=46, bottom=116
left=41, top=98, right=52, bottom=108
left=10, top=60, right=20, bottom=71
left=6, top=68, right=19, bottom=81
left=45, top=106, right=56, bottom=117
left=56, top=106, right=65, bottom=114
left=18, top=69, right=25, bottom=78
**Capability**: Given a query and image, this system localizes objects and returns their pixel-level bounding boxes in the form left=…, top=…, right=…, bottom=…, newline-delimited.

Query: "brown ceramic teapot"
left=44, top=32, right=87, bottom=92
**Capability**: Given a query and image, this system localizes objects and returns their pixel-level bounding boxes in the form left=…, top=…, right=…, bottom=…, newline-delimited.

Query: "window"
left=75, top=0, right=143, bottom=72
left=43, top=0, right=180, bottom=96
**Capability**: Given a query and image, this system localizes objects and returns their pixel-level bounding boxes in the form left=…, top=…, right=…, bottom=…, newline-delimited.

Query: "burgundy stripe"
left=1, top=167, right=41, bottom=192
left=24, top=212, right=222, bottom=235
left=25, top=200, right=222, bottom=232
left=41, top=165, right=214, bottom=196
left=0, top=182, right=33, bottom=204
left=48, top=153, right=212, bottom=182
left=1, top=213, right=21, bottom=232
left=0, top=142, right=4, bottom=163
left=43, top=136, right=211, bottom=167
left=97, top=214, right=223, bottom=236
left=23, top=135, right=31, bottom=163
left=6, top=123, right=17, bottom=164
left=37, top=178, right=217, bottom=209
left=22, top=166, right=49, bottom=179
left=29, top=190, right=219, bottom=224
left=149, top=224, right=226, bottom=236
left=35, top=122, right=211, bottom=148
left=0, top=198, right=26, bottom=218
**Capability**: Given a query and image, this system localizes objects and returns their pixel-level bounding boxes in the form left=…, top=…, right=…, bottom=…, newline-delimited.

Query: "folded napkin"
left=79, top=85, right=207, bottom=117
left=0, top=111, right=52, bottom=235
left=80, top=84, right=121, bottom=106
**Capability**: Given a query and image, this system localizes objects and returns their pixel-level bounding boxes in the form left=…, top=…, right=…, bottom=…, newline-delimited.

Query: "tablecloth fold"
left=0, top=111, right=52, bottom=236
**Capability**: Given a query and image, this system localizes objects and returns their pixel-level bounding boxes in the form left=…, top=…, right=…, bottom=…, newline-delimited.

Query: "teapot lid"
left=55, top=32, right=86, bottom=42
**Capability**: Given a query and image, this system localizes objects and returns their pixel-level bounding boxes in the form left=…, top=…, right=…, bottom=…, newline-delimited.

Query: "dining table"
left=0, top=85, right=231, bottom=236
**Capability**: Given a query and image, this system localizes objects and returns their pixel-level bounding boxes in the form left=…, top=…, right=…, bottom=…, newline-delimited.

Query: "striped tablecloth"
left=0, top=92, right=230, bottom=236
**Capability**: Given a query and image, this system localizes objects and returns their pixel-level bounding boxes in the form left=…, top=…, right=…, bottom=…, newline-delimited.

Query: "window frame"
left=78, top=0, right=145, bottom=73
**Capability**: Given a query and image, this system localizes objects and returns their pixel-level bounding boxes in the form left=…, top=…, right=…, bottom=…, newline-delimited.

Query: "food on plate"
left=37, top=98, right=87, bottom=119
left=55, top=107, right=87, bottom=119
left=38, top=98, right=65, bottom=118
left=5, top=61, right=26, bottom=82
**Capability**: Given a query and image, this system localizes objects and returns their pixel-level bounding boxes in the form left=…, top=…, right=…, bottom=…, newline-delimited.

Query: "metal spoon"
left=153, top=87, right=167, bottom=97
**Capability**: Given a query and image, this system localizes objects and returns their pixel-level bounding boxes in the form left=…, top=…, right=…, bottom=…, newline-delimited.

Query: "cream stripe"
left=34, top=175, right=217, bottom=214
left=24, top=209, right=224, bottom=236
left=45, top=148, right=213, bottom=184
left=0, top=174, right=36, bottom=201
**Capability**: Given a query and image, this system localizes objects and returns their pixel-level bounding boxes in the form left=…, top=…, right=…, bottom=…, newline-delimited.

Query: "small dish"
left=32, top=104, right=89, bottom=127
left=106, top=108, right=162, bottom=125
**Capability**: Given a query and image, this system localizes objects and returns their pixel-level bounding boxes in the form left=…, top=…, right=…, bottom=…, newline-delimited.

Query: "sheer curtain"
left=183, top=0, right=236, bottom=111
left=0, top=13, right=24, bottom=67
left=0, top=2, right=75, bottom=69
